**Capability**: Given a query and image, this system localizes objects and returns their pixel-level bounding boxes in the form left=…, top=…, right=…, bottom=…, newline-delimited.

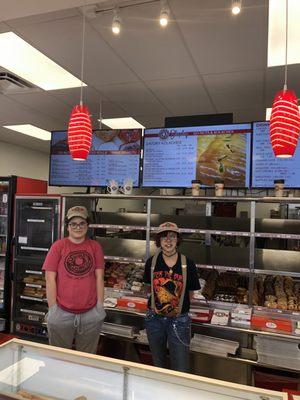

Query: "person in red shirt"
left=42, top=205, right=105, bottom=354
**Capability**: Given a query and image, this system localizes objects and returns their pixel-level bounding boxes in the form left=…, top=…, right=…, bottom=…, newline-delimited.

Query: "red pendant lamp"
left=68, top=103, right=92, bottom=160
left=67, top=10, right=92, bottom=161
left=270, top=89, right=300, bottom=157
left=269, top=0, right=300, bottom=158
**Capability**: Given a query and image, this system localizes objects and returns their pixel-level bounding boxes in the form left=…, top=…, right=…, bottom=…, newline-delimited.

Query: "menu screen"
left=49, top=129, right=142, bottom=187
left=252, top=121, right=300, bottom=188
left=142, top=124, right=252, bottom=187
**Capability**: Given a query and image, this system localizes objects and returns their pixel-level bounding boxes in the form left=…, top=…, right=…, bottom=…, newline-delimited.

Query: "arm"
left=143, top=258, right=151, bottom=295
left=45, top=271, right=57, bottom=307
left=95, top=268, right=105, bottom=304
left=187, top=258, right=201, bottom=301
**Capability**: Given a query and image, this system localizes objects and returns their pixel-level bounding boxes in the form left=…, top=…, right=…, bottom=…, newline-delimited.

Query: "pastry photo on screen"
left=196, top=133, right=247, bottom=187
left=92, top=129, right=141, bottom=151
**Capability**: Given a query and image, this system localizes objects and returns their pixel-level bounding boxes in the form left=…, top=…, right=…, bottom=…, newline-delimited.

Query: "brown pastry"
left=196, top=133, right=247, bottom=186
left=94, top=129, right=117, bottom=142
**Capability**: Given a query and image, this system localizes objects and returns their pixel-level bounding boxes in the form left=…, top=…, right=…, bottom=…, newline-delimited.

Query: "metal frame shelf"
left=62, top=194, right=300, bottom=375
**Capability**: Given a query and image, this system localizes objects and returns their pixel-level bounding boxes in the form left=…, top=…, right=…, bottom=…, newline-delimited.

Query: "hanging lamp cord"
left=284, top=0, right=288, bottom=91
left=98, top=98, right=102, bottom=130
left=80, top=10, right=86, bottom=106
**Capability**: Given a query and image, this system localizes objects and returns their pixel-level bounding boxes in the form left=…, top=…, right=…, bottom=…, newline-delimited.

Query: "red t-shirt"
left=42, top=237, right=104, bottom=313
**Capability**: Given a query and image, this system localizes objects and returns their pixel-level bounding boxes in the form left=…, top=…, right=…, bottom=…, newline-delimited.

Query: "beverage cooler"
left=0, top=176, right=47, bottom=332
left=12, top=196, right=61, bottom=339
left=0, top=177, right=16, bottom=331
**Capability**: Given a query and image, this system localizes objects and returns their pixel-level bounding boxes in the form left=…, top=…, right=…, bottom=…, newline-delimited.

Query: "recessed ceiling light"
left=268, top=0, right=300, bottom=67
left=3, top=124, right=51, bottom=140
left=100, top=117, right=145, bottom=129
left=0, top=32, right=86, bottom=90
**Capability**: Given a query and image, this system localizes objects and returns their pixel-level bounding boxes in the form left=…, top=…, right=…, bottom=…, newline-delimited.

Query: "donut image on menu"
left=196, top=134, right=247, bottom=186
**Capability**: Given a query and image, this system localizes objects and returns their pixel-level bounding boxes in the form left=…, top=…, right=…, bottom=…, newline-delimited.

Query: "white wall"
left=0, top=141, right=49, bottom=180
left=0, top=140, right=87, bottom=194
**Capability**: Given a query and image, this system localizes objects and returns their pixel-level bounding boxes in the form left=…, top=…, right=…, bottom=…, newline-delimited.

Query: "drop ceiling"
left=0, top=0, right=297, bottom=154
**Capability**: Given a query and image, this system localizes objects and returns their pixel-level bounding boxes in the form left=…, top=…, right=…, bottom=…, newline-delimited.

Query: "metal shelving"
left=62, top=194, right=300, bottom=374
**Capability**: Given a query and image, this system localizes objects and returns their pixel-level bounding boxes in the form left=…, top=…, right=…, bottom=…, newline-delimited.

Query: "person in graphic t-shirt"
left=42, top=206, right=106, bottom=354
left=143, top=222, right=200, bottom=373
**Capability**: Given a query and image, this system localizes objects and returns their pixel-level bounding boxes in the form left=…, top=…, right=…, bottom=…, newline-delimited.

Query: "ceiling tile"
left=98, top=82, right=170, bottom=115
left=203, top=70, right=264, bottom=110
left=90, top=1, right=197, bottom=81
left=9, top=14, right=139, bottom=87
left=147, top=76, right=216, bottom=115
left=171, top=0, right=268, bottom=74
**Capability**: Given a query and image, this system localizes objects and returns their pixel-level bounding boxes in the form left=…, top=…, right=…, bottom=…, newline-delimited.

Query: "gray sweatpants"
left=46, top=304, right=106, bottom=354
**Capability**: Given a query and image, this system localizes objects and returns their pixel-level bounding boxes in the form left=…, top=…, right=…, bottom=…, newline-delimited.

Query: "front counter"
left=0, top=339, right=288, bottom=400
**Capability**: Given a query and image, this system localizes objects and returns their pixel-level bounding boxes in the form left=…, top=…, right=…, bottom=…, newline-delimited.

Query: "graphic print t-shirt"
left=42, top=238, right=104, bottom=313
left=143, top=252, right=200, bottom=316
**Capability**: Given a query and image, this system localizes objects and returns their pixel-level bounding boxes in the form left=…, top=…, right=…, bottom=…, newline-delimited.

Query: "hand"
left=97, top=300, right=103, bottom=309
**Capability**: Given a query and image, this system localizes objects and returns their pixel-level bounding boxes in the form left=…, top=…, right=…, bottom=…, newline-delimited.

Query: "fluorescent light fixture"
left=100, top=117, right=145, bottom=129
left=268, top=0, right=300, bottom=67
left=3, top=124, right=51, bottom=141
left=0, top=32, right=86, bottom=90
left=266, top=106, right=300, bottom=120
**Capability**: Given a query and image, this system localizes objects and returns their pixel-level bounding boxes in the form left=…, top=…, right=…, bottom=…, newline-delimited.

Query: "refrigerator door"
left=13, top=196, right=60, bottom=338
left=0, top=176, right=16, bottom=330
left=14, top=197, right=60, bottom=259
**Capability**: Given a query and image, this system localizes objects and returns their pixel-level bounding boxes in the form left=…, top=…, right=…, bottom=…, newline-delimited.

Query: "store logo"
left=64, top=250, right=93, bottom=276
left=158, top=129, right=177, bottom=140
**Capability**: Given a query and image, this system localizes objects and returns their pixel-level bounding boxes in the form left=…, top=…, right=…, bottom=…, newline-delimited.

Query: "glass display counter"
left=0, top=339, right=288, bottom=400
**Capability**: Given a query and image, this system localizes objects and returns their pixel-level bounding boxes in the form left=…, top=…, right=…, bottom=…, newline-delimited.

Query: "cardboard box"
left=251, top=315, right=292, bottom=333
left=117, top=296, right=148, bottom=312
left=211, top=309, right=230, bottom=326
left=189, top=308, right=212, bottom=322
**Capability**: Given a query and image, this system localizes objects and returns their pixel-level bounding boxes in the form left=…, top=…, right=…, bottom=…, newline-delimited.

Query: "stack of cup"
left=191, top=180, right=201, bottom=196
left=274, top=179, right=285, bottom=197
left=215, top=179, right=225, bottom=197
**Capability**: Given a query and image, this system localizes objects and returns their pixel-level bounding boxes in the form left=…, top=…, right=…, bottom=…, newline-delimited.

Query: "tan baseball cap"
left=66, top=206, right=88, bottom=221
left=157, top=221, right=179, bottom=234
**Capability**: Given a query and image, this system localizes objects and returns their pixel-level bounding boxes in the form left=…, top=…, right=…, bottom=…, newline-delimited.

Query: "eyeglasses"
left=68, top=222, right=88, bottom=229
left=161, top=233, right=177, bottom=241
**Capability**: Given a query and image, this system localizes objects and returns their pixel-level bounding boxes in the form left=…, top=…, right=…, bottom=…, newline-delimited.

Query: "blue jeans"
left=144, top=310, right=191, bottom=372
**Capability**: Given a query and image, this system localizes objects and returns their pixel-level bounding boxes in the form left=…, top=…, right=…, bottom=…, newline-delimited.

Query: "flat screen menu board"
left=252, top=121, right=300, bottom=188
left=49, top=129, right=142, bottom=187
left=142, top=123, right=252, bottom=187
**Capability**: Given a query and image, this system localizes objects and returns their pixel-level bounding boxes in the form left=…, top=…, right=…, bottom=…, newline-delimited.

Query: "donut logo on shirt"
left=64, top=251, right=93, bottom=276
